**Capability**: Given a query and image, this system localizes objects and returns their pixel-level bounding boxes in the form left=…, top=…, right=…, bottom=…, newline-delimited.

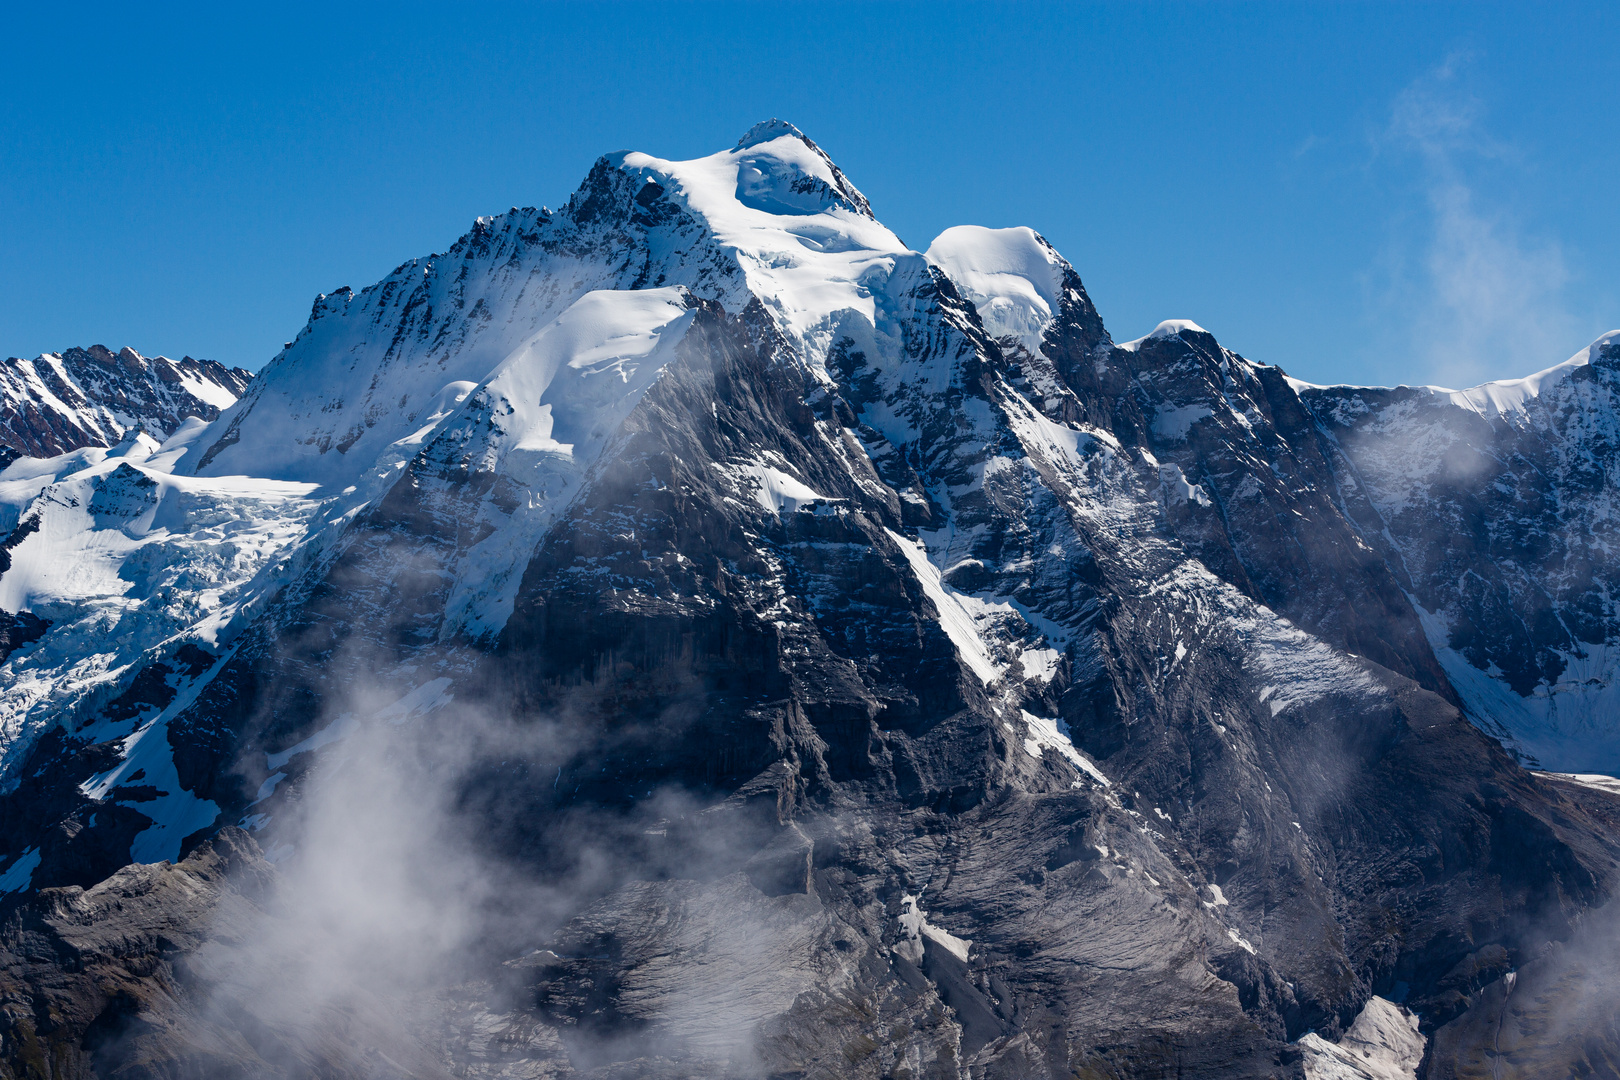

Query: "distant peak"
left=735, top=118, right=808, bottom=150
left=731, top=119, right=873, bottom=218
left=1118, top=319, right=1210, bottom=352
left=1149, top=319, right=1208, bottom=339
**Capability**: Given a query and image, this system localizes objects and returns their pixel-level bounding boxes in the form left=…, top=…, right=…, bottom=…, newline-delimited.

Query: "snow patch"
left=0, top=847, right=39, bottom=893
left=1538, top=772, right=1620, bottom=797
left=1152, top=404, right=1213, bottom=441
left=80, top=696, right=222, bottom=865
left=1020, top=710, right=1110, bottom=785
left=1159, top=463, right=1211, bottom=507
left=886, top=528, right=1003, bottom=684
left=1019, top=646, right=1062, bottom=682
left=266, top=712, right=359, bottom=770
left=376, top=677, right=455, bottom=724
left=252, top=772, right=287, bottom=803
left=732, top=463, right=828, bottom=514
left=895, top=893, right=971, bottom=964
left=1411, top=600, right=1620, bottom=771
left=1242, top=611, right=1381, bottom=719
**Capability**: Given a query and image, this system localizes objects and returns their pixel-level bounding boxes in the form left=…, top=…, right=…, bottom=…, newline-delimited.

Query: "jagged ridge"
left=0, top=345, right=251, bottom=464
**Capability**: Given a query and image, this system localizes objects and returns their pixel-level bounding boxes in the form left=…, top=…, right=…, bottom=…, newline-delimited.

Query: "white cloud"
left=1371, top=57, right=1583, bottom=389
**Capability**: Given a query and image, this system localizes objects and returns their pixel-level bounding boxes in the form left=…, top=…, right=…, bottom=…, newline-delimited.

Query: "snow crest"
left=926, top=226, right=1065, bottom=355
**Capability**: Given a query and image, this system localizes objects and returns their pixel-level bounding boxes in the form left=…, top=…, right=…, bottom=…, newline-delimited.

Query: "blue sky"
left=3, top=2, right=1616, bottom=387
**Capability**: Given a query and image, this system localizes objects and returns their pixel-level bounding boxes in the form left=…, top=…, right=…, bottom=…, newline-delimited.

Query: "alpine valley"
left=3, top=122, right=1620, bottom=1080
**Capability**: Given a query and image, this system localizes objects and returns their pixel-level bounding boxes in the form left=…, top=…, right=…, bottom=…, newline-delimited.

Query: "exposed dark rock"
left=0, top=609, right=47, bottom=665
left=1301, top=336, right=1620, bottom=771
left=0, top=829, right=272, bottom=1079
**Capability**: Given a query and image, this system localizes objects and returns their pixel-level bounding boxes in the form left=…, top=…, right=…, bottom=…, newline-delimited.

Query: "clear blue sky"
left=4, top=2, right=1616, bottom=388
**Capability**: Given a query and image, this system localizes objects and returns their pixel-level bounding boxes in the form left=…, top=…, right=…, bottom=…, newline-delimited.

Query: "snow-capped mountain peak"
left=188, top=123, right=909, bottom=490
left=0, top=345, right=251, bottom=465
left=5, top=124, right=1620, bottom=1079
left=925, top=226, right=1068, bottom=356
left=732, top=117, right=874, bottom=217
left=735, top=117, right=807, bottom=149
left=1117, top=319, right=1211, bottom=352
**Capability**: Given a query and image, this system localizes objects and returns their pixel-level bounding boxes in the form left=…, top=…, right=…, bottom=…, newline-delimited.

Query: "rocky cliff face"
left=1298, top=334, right=1620, bottom=773
left=0, top=122, right=1616, bottom=1079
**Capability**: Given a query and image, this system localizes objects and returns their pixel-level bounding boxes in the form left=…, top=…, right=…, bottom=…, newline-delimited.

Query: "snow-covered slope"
left=403, top=285, right=699, bottom=638
left=1433, top=330, right=1619, bottom=418
left=0, top=345, right=251, bottom=463
left=0, top=427, right=326, bottom=853
left=189, top=119, right=902, bottom=490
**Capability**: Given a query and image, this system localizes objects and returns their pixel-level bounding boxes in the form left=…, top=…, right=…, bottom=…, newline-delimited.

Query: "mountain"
left=0, top=345, right=252, bottom=466
left=0, top=121, right=1617, bottom=1079
left=1296, top=334, right=1620, bottom=772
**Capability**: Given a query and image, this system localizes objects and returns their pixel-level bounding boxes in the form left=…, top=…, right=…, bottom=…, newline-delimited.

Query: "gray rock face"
left=1420, top=774, right=1620, bottom=1079
left=1087, top=326, right=1455, bottom=703
left=0, top=828, right=274, bottom=1078
left=1, top=124, right=1619, bottom=1078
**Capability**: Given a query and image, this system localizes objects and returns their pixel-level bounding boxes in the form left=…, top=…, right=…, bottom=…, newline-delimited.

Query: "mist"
left=147, top=665, right=840, bottom=1079
left=1368, top=55, right=1594, bottom=390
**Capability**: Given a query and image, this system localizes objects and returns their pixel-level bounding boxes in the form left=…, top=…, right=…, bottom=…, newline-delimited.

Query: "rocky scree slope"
left=0, top=121, right=1617, bottom=1079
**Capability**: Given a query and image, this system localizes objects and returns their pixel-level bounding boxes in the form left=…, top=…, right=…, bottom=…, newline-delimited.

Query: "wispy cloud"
left=1372, top=56, right=1582, bottom=388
